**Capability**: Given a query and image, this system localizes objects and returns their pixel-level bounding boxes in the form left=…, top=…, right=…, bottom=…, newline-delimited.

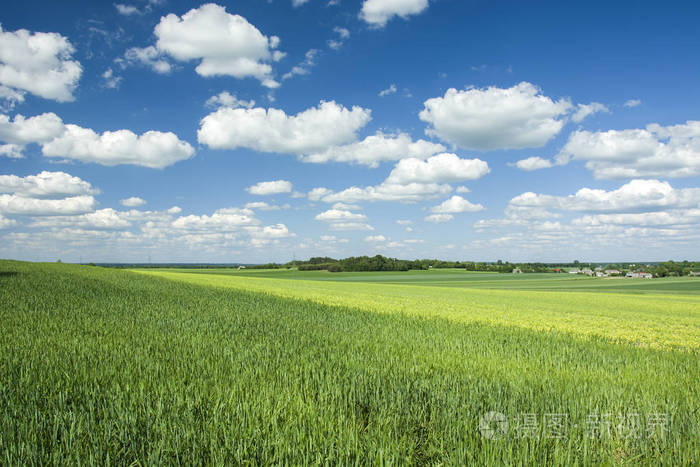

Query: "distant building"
left=595, top=272, right=608, bottom=277
left=689, top=271, right=700, bottom=277
left=238, top=265, right=246, bottom=270
left=626, top=272, right=653, bottom=279
left=605, top=269, right=622, bottom=275
left=581, top=268, right=594, bottom=276
left=512, top=268, right=522, bottom=274
left=569, top=269, right=580, bottom=274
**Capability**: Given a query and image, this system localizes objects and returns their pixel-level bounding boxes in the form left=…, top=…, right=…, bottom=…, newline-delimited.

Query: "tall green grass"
left=1, top=260, right=698, bottom=464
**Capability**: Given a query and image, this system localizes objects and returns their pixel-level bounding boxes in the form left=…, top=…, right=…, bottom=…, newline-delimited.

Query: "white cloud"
left=30, top=208, right=132, bottom=230
left=246, top=180, right=293, bottom=195
left=0, top=144, right=23, bottom=158
left=244, top=201, right=289, bottom=210
left=300, top=132, right=445, bottom=166
left=513, top=156, right=553, bottom=171
left=0, top=112, right=65, bottom=145
left=205, top=91, right=254, bottom=109
left=315, top=208, right=372, bottom=231
left=115, top=4, right=141, bottom=15
left=122, top=46, right=172, bottom=74
left=379, top=84, right=397, bottom=97
left=430, top=195, right=484, bottom=213
left=172, top=208, right=259, bottom=231
left=396, top=219, right=412, bottom=225
left=424, top=213, right=453, bottom=223
left=101, top=68, right=122, bottom=89
left=292, top=0, right=310, bottom=7
left=0, top=112, right=194, bottom=168
left=308, top=187, right=333, bottom=201
left=624, top=99, right=641, bottom=108
left=360, top=0, right=429, bottom=27
left=120, top=197, right=146, bottom=207
left=0, top=195, right=97, bottom=216
left=571, top=102, right=609, bottom=123
left=323, top=182, right=451, bottom=203
left=0, top=26, right=82, bottom=103
left=42, top=125, right=195, bottom=168
left=315, top=208, right=367, bottom=222
left=282, top=49, right=318, bottom=80
left=556, top=121, right=700, bottom=178
left=0, top=171, right=97, bottom=198
left=328, top=222, right=374, bottom=231
left=198, top=100, right=371, bottom=155
left=365, top=234, right=386, bottom=241
left=384, top=153, right=489, bottom=184
left=510, top=179, right=700, bottom=213
left=328, top=27, right=350, bottom=49
left=0, top=214, right=16, bottom=229
left=455, top=186, right=471, bottom=193
left=331, top=202, right=361, bottom=210
left=419, top=82, right=572, bottom=150
left=153, top=4, right=283, bottom=87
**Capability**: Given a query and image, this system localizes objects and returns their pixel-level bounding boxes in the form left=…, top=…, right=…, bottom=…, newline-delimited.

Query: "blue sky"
left=1, top=0, right=700, bottom=263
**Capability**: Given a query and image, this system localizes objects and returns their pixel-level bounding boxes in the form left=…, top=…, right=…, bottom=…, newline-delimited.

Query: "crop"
left=1, top=260, right=698, bottom=464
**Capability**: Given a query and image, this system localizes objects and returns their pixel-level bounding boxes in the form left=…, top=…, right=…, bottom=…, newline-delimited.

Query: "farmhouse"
left=605, top=269, right=622, bottom=275
left=512, top=268, right=522, bottom=274
left=626, top=272, right=653, bottom=279
left=689, top=271, right=700, bottom=277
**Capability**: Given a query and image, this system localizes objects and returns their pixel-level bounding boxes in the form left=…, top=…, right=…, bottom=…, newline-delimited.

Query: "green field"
left=1, top=261, right=699, bottom=464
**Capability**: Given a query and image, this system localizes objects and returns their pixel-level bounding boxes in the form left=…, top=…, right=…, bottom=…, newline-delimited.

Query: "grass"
left=1, top=260, right=698, bottom=464
left=138, top=268, right=700, bottom=351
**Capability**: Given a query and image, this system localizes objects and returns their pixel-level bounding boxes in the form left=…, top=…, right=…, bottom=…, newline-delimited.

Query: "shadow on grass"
left=0, top=271, right=18, bottom=278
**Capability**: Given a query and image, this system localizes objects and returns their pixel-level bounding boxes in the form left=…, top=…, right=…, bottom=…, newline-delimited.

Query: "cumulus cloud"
left=510, top=179, right=700, bottom=213
left=556, top=121, right=700, bottom=178
left=0, top=26, right=82, bottom=103
left=308, top=187, right=333, bottom=201
left=198, top=100, right=371, bottom=155
left=300, top=132, right=445, bottom=166
left=315, top=208, right=372, bottom=231
left=328, top=27, right=350, bottom=50
left=0, top=214, right=16, bottom=229
left=246, top=180, right=293, bottom=195
left=1, top=112, right=194, bottom=168
left=115, top=4, right=142, bottom=15
left=122, top=46, right=172, bottom=74
left=0, top=171, right=98, bottom=217
left=153, top=4, right=284, bottom=87
left=513, top=156, right=553, bottom=171
left=205, top=91, right=254, bottom=109
left=365, top=234, right=386, bottom=241
left=309, top=153, right=489, bottom=204
left=424, top=213, right=453, bottom=223
left=360, top=0, right=429, bottom=27
left=0, top=195, right=97, bottom=216
left=571, top=102, right=609, bottom=123
left=42, top=125, right=195, bottom=168
left=101, top=68, right=122, bottom=89
left=624, top=99, right=641, bottom=108
left=419, top=82, right=572, bottom=150
left=384, top=153, right=489, bottom=184
left=0, top=112, right=65, bottom=145
left=120, top=197, right=146, bottom=207
left=430, top=195, right=484, bottom=213
left=0, top=171, right=98, bottom=198
left=172, top=207, right=259, bottom=231
left=315, top=208, right=367, bottom=222
left=378, top=84, right=397, bottom=97
left=322, top=182, right=452, bottom=204
left=282, top=49, right=318, bottom=80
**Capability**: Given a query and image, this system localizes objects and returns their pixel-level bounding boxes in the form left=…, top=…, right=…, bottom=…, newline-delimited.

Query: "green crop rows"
left=1, top=260, right=698, bottom=464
